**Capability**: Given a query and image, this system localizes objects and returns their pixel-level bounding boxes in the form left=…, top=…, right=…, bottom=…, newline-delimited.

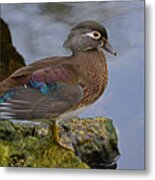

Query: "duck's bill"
left=102, top=39, right=117, bottom=56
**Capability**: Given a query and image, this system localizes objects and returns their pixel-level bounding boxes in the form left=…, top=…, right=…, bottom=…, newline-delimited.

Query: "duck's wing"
left=0, top=57, right=84, bottom=120
left=0, top=56, right=85, bottom=95
left=0, top=83, right=82, bottom=120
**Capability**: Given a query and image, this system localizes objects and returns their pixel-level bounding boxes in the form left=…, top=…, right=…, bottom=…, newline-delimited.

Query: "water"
left=1, top=0, right=144, bottom=169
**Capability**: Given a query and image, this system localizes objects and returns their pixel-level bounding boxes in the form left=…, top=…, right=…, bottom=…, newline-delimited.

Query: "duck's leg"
left=49, top=120, right=74, bottom=151
left=50, top=120, right=59, bottom=143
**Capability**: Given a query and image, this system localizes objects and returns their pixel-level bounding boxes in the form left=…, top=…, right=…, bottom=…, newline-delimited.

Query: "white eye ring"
left=86, top=31, right=101, bottom=40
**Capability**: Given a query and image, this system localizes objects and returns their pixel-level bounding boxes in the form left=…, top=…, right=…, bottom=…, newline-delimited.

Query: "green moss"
left=0, top=120, right=88, bottom=168
left=60, top=117, right=120, bottom=169
left=0, top=117, right=119, bottom=169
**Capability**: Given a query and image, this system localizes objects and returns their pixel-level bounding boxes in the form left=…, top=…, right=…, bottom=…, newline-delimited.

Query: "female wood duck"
left=0, top=20, right=116, bottom=149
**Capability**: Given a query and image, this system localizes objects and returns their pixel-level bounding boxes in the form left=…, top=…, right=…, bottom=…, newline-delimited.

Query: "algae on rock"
left=0, top=120, right=88, bottom=168
left=0, top=117, right=119, bottom=169
left=60, top=117, right=120, bottom=169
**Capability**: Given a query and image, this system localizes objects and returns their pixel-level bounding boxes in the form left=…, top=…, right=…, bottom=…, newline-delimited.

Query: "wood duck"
left=0, top=20, right=116, bottom=149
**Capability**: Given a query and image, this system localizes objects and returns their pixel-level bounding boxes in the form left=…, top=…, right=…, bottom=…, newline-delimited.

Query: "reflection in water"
left=1, top=0, right=144, bottom=169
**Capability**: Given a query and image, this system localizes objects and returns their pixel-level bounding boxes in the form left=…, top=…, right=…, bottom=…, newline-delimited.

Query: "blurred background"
left=1, top=0, right=144, bottom=170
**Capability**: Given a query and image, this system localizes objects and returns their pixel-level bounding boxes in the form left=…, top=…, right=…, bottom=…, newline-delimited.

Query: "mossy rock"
left=0, top=117, right=119, bottom=169
left=60, top=117, right=120, bottom=169
left=0, top=120, right=88, bottom=168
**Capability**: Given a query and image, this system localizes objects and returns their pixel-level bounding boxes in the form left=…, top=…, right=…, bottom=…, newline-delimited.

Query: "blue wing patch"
left=28, top=79, right=61, bottom=96
left=0, top=90, right=15, bottom=104
left=0, top=79, right=61, bottom=104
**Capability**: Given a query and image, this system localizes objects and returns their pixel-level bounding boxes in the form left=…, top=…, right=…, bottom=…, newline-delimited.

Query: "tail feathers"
left=0, top=91, right=15, bottom=104
left=0, top=90, right=15, bottom=120
left=0, top=112, right=14, bottom=120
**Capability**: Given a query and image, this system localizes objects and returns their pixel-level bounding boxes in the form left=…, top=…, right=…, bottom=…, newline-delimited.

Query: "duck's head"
left=63, top=20, right=117, bottom=56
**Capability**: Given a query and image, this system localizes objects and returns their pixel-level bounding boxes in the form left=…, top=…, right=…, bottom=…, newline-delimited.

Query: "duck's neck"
left=75, top=48, right=108, bottom=83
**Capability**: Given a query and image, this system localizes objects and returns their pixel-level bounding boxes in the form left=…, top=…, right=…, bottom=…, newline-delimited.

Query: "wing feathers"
left=0, top=84, right=83, bottom=120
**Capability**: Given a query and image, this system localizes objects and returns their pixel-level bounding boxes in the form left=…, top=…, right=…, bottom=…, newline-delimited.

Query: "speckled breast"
left=73, top=48, right=108, bottom=109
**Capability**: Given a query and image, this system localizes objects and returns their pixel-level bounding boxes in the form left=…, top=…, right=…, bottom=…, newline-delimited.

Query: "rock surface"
left=0, top=117, right=119, bottom=169
left=0, top=120, right=88, bottom=168
left=60, top=117, right=119, bottom=169
left=0, top=18, right=25, bottom=81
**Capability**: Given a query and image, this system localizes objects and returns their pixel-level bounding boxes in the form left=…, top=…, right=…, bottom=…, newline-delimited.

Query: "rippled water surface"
left=1, top=0, right=144, bottom=169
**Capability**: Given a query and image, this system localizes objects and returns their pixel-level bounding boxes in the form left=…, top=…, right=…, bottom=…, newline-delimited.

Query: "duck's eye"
left=86, top=31, right=101, bottom=40
left=92, top=31, right=101, bottom=39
